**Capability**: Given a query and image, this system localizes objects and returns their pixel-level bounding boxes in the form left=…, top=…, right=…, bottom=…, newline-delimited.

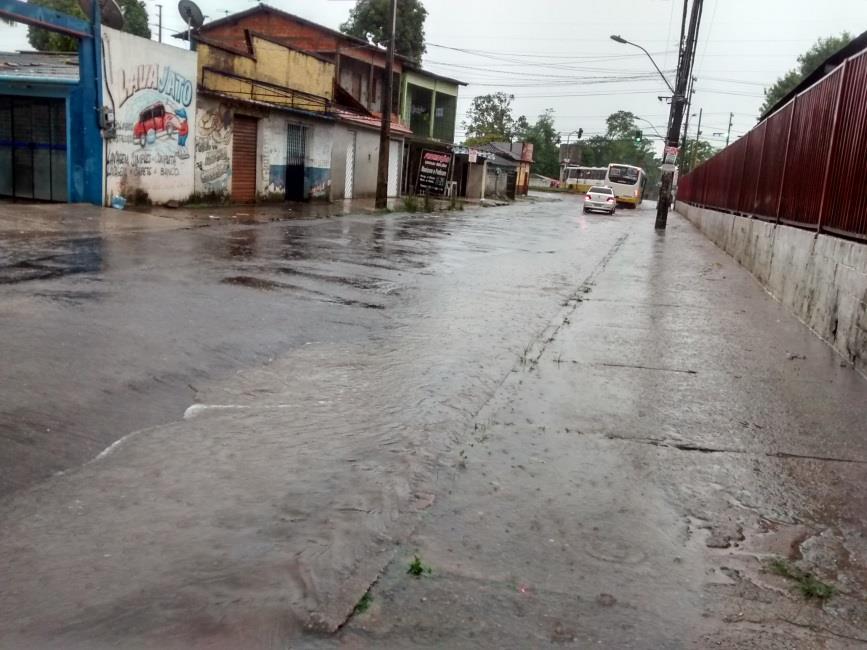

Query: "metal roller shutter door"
left=231, top=115, right=257, bottom=203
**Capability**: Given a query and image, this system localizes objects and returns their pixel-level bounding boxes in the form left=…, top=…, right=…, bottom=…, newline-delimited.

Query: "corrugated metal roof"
left=0, top=51, right=79, bottom=82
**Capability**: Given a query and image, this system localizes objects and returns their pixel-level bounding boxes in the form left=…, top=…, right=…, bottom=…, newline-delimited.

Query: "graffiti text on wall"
left=106, top=150, right=182, bottom=177
left=119, top=65, right=194, bottom=108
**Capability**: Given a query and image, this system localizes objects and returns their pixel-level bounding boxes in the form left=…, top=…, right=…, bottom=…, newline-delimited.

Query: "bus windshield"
left=608, top=165, right=640, bottom=185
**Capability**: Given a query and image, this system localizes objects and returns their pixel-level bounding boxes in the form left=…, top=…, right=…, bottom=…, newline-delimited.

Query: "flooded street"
left=1, top=196, right=866, bottom=649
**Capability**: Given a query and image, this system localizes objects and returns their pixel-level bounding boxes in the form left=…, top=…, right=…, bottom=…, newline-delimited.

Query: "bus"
left=606, top=163, right=647, bottom=207
left=562, top=166, right=607, bottom=193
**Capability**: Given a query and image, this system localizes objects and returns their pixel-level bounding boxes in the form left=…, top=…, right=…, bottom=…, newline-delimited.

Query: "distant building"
left=476, top=142, right=535, bottom=198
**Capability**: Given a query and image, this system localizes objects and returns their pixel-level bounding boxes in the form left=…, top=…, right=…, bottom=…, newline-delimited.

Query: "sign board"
left=659, top=163, right=677, bottom=173
left=663, top=145, right=679, bottom=165
left=417, top=149, right=452, bottom=195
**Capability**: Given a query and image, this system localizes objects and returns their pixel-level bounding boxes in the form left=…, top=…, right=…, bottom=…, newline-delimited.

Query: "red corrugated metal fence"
left=677, top=48, right=867, bottom=241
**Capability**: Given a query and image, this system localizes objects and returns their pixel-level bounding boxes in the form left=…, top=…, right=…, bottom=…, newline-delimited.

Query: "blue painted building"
left=0, top=0, right=104, bottom=204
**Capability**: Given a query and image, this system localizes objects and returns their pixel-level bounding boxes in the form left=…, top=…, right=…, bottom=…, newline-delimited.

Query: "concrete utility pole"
left=156, top=4, right=162, bottom=42
left=655, top=0, right=704, bottom=230
left=726, top=111, right=734, bottom=146
left=374, top=0, right=398, bottom=209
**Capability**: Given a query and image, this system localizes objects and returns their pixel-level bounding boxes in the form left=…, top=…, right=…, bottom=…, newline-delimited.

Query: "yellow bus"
left=563, top=166, right=607, bottom=193
left=606, top=163, right=647, bottom=207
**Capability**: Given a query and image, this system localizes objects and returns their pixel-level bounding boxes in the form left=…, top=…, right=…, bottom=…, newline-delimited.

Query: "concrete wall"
left=486, top=167, right=513, bottom=198
left=331, top=125, right=402, bottom=199
left=677, top=202, right=867, bottom=376
left=101, top=27, right=197, bottom=205
left=197, top=37, right=334, bottom=103
left=257, top=114, right=333, bottom=200
left=194, top=96, right=232, bottom=198
left=194, top=95, right=333, bottom=201
left=466, top=162, right=486, bottom=200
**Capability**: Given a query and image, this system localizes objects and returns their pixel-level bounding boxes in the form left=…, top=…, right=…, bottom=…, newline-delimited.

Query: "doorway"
left=286, top=123, right=306, bottom=201
left=0, top=96, right=67, bottom=201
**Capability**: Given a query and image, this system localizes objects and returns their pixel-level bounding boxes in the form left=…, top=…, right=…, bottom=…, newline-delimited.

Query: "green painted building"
left=401, top=68, right=465, bottom=144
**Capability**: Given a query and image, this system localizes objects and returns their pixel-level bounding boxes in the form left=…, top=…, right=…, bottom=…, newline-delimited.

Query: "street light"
left=610, top=34, right=676, bottom=95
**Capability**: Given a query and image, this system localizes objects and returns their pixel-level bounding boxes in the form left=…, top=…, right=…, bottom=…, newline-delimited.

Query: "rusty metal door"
left=231, top=115, right=257, bottom=203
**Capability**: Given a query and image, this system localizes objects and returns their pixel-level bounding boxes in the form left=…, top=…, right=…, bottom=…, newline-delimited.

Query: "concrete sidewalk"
left=334, top=213, right=867, bottom=648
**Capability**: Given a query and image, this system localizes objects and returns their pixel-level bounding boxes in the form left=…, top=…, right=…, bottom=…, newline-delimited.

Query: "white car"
left=583, top=186, right=616, bottom=215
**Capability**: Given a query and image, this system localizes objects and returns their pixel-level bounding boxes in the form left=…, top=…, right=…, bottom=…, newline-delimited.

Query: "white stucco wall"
left=331, top=124, right=403, bottom=200
left=257, top=114, right=334, bottom=201
left=101, top=27, right=197, bottom=205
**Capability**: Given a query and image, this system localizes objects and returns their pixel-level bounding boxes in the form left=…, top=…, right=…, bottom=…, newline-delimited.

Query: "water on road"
left=1, top=196, right=865, bottom=649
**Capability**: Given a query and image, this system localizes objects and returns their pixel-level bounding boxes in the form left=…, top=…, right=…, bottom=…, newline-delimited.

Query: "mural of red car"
left=133, top=101, right=181, bottom=147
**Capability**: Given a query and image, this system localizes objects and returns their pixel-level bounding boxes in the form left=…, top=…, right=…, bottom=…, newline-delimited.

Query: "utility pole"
left=726, top=111, right=734, bottom=146
left=655, top=0, right=704, bottom=230
left=690, top=107, right=703, bottom=171
left=156, top=3, right=162, bottom=42
left=374, top=0, right=398, bottom=209
left=678, top=75, right=695, bottom=175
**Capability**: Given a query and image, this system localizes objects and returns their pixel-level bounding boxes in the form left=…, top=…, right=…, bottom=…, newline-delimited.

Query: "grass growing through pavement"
left=769, top=558, right=836, bottom=600
left=408, top=555, right=432, bottom=578
left=353, top=591, right=373, bottom=614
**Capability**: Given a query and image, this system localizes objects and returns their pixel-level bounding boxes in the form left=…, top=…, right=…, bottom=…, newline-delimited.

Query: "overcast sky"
left=3, top=0, right=865, bottom=152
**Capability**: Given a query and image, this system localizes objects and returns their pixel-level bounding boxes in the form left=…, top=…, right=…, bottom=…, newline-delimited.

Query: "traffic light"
left=633, top=129, right=643, bottom=144
left=577, top=128, right=583, bottom=140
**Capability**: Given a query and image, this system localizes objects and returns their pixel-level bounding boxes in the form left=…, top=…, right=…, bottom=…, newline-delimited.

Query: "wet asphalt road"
left=1, top=195, right=866, bottom=649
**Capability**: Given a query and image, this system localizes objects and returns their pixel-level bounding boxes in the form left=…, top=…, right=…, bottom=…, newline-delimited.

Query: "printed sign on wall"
left=417, top=149, right=452, bottom=195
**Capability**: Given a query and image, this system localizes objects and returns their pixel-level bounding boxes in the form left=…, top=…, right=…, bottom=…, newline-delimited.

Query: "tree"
left=463, top=93, right=521, bottom=146
left=760, top=33, right=852, bottom=116
left=576, top=111, right=662, bottom=197
left=682, top=139, right=717, bottom=171
left=516, top=109, right=560, bottom=178
left=27, top=0, right=84, bottom=51
left=27, top=0, right=151, bottom=51
left=341, top=0, right=428, bottom=64
left=117, top=0, right=151, bottom=39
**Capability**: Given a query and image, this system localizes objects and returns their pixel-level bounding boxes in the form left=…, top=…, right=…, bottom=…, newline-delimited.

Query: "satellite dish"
left=178, top=0, right=204, bottom=29
left=78, top=0, right=125, bottom=30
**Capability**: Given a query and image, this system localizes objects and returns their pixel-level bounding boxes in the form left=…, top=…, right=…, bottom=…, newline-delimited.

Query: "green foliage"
left=578, top=111, right=661, bottom=193
left=340, top=0, right=428, bottom=64
left=769, top=558, right=835, bottom=600
left=27, top=0, right=151, bottom=51
left=514, top=108, right=560, bottom=178
left=407, top=554, right=432, bottom=577
left=118, top=0, right=151, bottom=39
left=353, top=591, right=373, bottom=614
left=463, top=92, right=520, bottom=146
left=760, top=33, right=853, bottom=116
left=27, top=0, right=84, bottom=52
left=681, top=139, right=717, bottom=172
